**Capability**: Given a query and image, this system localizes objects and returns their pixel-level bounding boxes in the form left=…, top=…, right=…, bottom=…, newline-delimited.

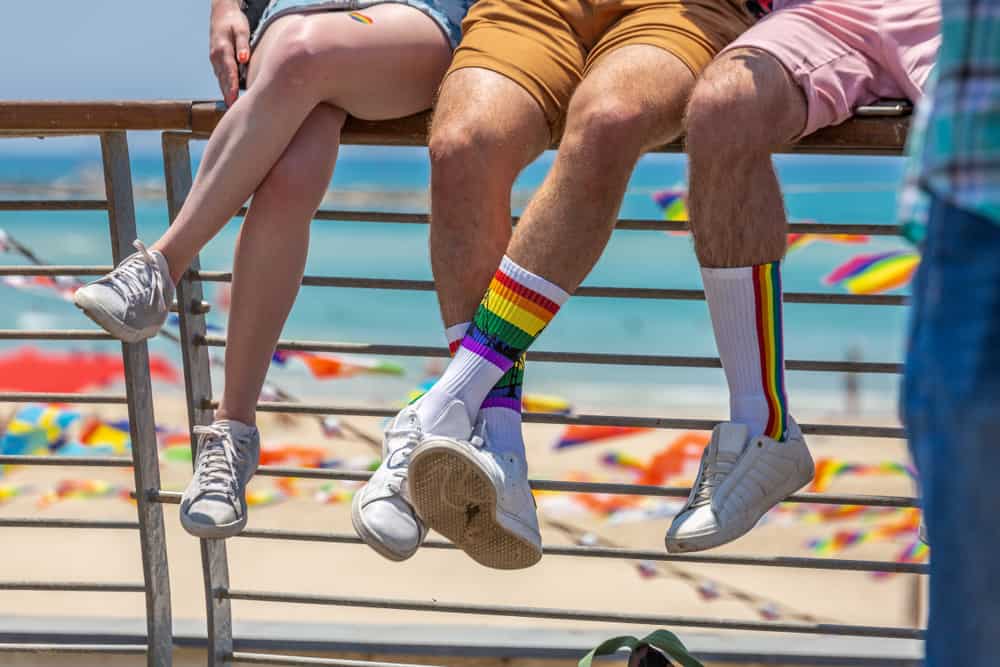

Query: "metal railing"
left=0, top=101, right=922, bottom=667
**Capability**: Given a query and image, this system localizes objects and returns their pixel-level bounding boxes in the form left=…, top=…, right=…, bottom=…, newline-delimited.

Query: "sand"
left=0, top=392, right=924, bottom=645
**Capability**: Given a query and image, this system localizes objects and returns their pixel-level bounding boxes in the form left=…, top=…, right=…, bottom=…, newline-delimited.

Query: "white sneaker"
left=73, top=240, right=174, bottom=343
left=409, top=409, right=542, bottom=570
left=665, top=420, right=814, bottom=553
left=351, top=406, right=430, bottom=561
left=180, top=420, right=260, bottom=539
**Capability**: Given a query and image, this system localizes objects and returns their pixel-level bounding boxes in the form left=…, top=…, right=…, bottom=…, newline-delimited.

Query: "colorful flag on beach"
left=553, top=425, right=652, bottom=449
left=823, top=250, right=920, bottom=294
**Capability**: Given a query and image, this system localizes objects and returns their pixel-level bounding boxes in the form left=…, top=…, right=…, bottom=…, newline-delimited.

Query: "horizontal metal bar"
left=0, top=582, right=145, bottom=593
left=204, top=400, right=905, bottom=439
left=0, top=454, right=133, bottom=467
left=245, top=208, right=903, bottom=237
left=198, top=336, right=901, bottom=374
left=231, top=652, right=442, bottom=667
left=152, top=480, right=916, bottom=510
left=0, top=200, right=108, bottom=211
left=237, top=528, right=926, bottom=574
left=0, top=329, right=113, bottom=340
left=0, top=392, right=127, bottom=404
left=246, top=466, right=917, bottom=507
left=191, top=273, right=905, bottom=306
left=0, top=644, right=146, bottom=655
left=0, top=265, right=111, bottom=276
left=0, top=518, right=139, bottom=530
left=221, top=591, right=924, bottom=640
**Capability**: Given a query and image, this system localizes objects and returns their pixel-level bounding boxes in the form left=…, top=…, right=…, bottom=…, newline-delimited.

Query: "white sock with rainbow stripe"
left=701, top=262, right=789, bottom=441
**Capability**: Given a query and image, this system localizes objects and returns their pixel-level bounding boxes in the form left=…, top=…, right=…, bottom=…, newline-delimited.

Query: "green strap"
left=578, top=630, right=704, bottom=667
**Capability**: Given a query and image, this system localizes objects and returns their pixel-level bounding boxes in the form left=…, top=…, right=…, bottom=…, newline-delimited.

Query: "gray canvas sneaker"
left=73, top=240, right=175, bottom=343
left=180, top=420, right=260, bottom=539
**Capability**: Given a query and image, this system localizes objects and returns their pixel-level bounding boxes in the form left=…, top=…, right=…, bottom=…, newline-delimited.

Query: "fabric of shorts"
left=447, top=0, right=755, bottom=135
left=252, top=0, right=474, bottom=49
left=723, top=0, right=941, bottom=138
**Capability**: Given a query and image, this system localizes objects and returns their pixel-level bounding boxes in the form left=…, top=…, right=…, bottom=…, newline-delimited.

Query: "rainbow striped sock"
left=701, top=261, right=789, bottom=441
left=419, top=257, right=567, bottom=428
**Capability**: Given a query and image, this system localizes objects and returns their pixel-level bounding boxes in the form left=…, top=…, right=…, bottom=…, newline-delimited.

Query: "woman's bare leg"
left=152, top=4, right=451, bottom=283
left=215, top=103, right=345, bottom=425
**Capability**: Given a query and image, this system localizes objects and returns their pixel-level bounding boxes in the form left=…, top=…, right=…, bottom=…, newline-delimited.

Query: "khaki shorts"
left=448, top=0, right=754, bottom=134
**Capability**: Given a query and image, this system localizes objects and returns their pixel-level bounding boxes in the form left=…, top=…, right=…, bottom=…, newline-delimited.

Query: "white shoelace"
left=383, top=419, right=421, bottom=496
left=192, top=424, right=244, bottom=501
left=104, top=240, right=166, bottom=311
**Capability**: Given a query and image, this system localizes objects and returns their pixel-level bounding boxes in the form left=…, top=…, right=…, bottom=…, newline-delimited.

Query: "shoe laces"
left=383, top=416, right=421, bottom=495
left=192, top=424, right=246, bottom=501
left=104, top=240, right=165, bottom=311
left=689, top=446, right=741, bottom=509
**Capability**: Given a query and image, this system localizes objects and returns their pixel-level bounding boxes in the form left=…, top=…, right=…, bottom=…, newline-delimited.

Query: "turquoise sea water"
left=0, top=141, right=912, bottom=420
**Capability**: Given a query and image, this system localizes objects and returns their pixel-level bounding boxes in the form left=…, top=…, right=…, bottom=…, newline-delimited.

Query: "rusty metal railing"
left=0, top=101, right=923, bottom=667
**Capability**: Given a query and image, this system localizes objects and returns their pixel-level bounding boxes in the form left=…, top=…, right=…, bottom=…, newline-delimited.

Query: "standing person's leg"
left=904, top=197, right=1000, bottom=667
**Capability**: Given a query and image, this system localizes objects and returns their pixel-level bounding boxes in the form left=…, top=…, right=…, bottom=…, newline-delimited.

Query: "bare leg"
left=685, top=49, right=807, bottom=267
left=154, top=5, right=452, bottom=283
left=506, top=45, right=695, bottom=292
left=215, top=104, right=345, bottom=425
left=428, top=68, right=550, bottom=328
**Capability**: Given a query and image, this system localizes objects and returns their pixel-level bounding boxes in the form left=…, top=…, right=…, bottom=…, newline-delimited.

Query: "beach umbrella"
left=553, top=425, right=651, bottom=449
left=0, top=347, right=180, bottom=393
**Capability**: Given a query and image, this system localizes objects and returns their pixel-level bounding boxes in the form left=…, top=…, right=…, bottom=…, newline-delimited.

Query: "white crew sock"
left=701, top=263, right=790, bottom=441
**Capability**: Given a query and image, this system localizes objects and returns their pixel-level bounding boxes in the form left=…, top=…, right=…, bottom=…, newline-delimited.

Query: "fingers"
left=210, top=34, right=239, bottom=106
left=235, top=28, right=251, bottom=67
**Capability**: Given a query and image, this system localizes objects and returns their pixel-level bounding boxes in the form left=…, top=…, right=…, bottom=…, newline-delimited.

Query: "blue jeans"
left=903, top=195, right=1000, bottom=667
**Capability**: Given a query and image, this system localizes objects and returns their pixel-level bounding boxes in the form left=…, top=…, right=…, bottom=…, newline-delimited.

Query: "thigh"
left=724, top=3, right=883, bottom=137
left=446, top=0, right=587, bottom=137
left=249, top=3, right=453, bottom=120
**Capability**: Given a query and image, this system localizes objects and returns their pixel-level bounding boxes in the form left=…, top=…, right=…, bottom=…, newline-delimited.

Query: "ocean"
left=0, top=139, right=912, bottom=422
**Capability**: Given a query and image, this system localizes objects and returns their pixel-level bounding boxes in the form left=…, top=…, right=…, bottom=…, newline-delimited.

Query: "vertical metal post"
left=162, top=131, right=234, bottom=667
left=100, top=131, right=173, bottom=666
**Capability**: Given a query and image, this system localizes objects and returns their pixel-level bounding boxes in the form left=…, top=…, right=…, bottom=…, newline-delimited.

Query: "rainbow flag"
left=824, top=250, right=920, bottom=294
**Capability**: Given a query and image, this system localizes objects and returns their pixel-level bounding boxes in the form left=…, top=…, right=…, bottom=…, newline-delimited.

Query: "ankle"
left=214, top=406, right=256, bottom=429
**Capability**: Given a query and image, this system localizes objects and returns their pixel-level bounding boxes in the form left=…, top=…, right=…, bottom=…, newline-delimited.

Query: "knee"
left=685, top=52, right=801, bottom=156
left=563, top=95, right=648, bottom=156
left=429, top=116, right=512, bottom=185
left=265, top=26, right=340, bottom=89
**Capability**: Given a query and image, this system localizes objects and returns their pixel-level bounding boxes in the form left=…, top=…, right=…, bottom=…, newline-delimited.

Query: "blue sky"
left=0, top=1, right=236, bottom=155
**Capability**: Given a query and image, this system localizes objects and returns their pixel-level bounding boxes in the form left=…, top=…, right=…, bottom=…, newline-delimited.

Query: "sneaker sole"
left=73, top=290, right=162, bottom=343
left=409, top=440, right=541, bottom=570
left=179, top=507, right=247, bottom=540
left=665, top=462, right=813, bottom=554
left=350, top=490, right=418, bottom=562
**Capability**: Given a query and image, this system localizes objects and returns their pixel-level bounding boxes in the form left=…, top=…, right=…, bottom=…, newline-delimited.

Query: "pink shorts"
left=723, top=0, right=941, bottom=137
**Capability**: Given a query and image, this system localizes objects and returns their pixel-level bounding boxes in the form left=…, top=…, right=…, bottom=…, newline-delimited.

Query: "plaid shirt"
left=909, top=0, right=1000, bottom=227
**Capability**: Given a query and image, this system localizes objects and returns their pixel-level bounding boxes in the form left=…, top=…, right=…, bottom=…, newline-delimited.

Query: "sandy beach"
left=1, top=390, right=924, bottom=644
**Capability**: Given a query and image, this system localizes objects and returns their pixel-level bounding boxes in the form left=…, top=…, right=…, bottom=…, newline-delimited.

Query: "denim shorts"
left=252, top=0, right=473, bottom=49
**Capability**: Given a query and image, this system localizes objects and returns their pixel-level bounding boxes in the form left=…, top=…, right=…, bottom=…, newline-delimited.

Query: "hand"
left=209, top=0, right=251, bottom=106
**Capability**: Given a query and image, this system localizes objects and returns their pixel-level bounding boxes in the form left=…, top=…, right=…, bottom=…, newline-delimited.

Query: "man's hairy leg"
left=506, top=45, right=695, bottom=291
left=429, top=67, right=550, bottom=329
left=685, top=49, right=807, bottom=268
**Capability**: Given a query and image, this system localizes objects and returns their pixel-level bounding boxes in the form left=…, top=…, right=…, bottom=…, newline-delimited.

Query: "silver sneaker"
left=351, top=406, right=431, bottom=561
left=409, top=412, right=542, bottom=570
left=180, top=420, right=260, bottom=539
left=73, top=240, right=174, bottom=343
left=665, top=420, right=814, bottom=553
